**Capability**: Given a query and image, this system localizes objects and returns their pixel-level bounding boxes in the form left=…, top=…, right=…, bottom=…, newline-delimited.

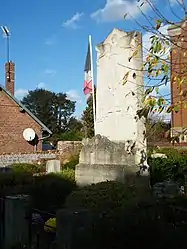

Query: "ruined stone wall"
left=57, top=141, right=82, bottom=158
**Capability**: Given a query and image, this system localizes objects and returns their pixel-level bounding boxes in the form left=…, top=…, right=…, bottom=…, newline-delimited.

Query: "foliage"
left=146, top=118, right=171, bottom=142
left=0, top=171, right=33, bottom=188
left=29, top=174, right=76, bottom=211
left=9, top=163, right=45, bottom=174
left=0, top=171, right=76, bottom=211
left=123, top=1, right=187, bottom=141
left=0, top=171, right=33, bottom=197
left=57, top=169, right=75, bottom=182
left=21, top=89, right=77, bottom=135
left=82, top=87, right=96, bottom=138
left=148, top=148, right=187, bottom=186
left=63, top=154, right=79, bottom=170
left=44, top=218, right=56, bottom=232
left=65, top=181, right=187, bottom=249
left=52, top=130, right=83, bottom=143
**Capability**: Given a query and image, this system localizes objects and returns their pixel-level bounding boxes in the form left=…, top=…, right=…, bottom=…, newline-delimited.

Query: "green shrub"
left=148, top=148, right=187, bottom=186
left=66, top=181, right=145, bottom=212
left=63, top=154, right=79, bottom=170
left=28, top=173, right=76, bottom=211
left=59, top=168, right=75, bottom=182
left=65, top=181, right=186, bottom=249
left=0, top=171, right=33, bottom=196
left=10, top=163, right=46, bottom=174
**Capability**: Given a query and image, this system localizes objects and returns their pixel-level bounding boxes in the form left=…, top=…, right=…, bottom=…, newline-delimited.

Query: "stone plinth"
left=75, top=135, right=147, bottom=186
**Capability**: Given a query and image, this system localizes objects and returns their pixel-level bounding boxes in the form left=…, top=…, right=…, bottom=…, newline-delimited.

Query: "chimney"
left=5, top=61, right=15, bottom=96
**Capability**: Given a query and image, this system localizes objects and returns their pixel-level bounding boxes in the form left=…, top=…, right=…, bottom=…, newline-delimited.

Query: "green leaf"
left=173, top=105, right=179, bottom=113
left=158, top=106, right=164, bottom=113
left=155, top=87, right=159, bottom=94
left=145, top=87, right=154, bottom=95
left=157, top=97, right=165, bottom=106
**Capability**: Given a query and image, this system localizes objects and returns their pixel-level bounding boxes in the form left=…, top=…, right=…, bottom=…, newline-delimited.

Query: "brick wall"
left=5, top=62, right=15, bottom=96
left=0, top=89, right=43, bottom=154
left=57, top=141, right=82, bottom=159
left=169, top=21, right=187, bottom=129
left=0, top=152, right=57, bottom=167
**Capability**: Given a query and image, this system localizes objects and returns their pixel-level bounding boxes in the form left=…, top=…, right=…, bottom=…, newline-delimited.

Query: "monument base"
left=75, top=135, right=149, bottom=187
left=76, top=163, right=140, bottom=187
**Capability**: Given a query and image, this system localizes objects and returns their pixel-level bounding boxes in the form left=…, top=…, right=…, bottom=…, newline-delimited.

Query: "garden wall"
left=57, top=141, right=82, bottom=159
left=0, top=152, right=57, bottom=167
left=0, top=141, right=83, bottom=167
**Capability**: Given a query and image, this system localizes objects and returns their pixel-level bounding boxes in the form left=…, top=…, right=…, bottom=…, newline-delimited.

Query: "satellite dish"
left=23, top=128, right=36, bottom=141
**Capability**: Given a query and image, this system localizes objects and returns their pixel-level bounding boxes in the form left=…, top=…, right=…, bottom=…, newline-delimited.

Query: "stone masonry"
left=75, top=135, right=142, bottom=186
left=0, top=152, right=57, bottom=167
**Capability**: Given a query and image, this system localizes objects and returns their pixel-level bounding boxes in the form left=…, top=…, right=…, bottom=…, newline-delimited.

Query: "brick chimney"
left=5, top=61, right=15, bottom=96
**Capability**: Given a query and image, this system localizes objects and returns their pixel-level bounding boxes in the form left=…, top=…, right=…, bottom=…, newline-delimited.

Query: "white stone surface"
left=46, top=160, right=61, bottom=173
left=95, top=28, right=146, bottom=165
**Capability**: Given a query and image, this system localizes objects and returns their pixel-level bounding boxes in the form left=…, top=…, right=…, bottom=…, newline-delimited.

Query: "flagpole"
left=89, top=35, right=96, bottom=136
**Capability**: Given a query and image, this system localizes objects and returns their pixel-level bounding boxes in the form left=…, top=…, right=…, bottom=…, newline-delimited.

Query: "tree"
left=51, top=117, right=84, bottom=142
left=21, top=89, right=76, bottom=134
left=82, top=87, right=96, bottom=138
left=146, top=117, right=171, bottom=145
left=123, top=0, right=187, bottom=141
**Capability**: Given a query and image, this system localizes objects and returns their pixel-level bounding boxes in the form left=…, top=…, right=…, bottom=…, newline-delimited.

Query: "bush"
left=59, top=168, right=75, bottom=182
left=63, top=154, right=79, bottom=170
left=10, top=163, right=46, bottom=174
left=66, top=181, right=145, bottom=212
left=65, top=181, right=187, bottom=249
left=28, top=173, right=76, bottom=211
left=0, top=171, right=33, bottom=196
left=148, top=148, right=187, bottom=186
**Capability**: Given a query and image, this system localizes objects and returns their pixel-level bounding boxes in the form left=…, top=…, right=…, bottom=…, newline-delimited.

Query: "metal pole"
left=7, top=35, right=9, bottom=62
left=89, top=35, right=96, bottom=136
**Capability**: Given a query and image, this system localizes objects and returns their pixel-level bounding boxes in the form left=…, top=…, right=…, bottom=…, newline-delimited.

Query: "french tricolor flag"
left=83, top=42, right=93, bottom=95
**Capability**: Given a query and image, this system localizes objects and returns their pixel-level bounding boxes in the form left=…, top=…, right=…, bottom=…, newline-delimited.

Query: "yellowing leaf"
left=179, top=90, right=183, bottom=95
left=132, top=49, right=138, bottom=58
left=155, top=19, right=161, bottom=30
left=122, top=72, right=129, bottom=85
left=156, top=69, right=161, bottom=77
left=183, top=102, right=187, bottom=108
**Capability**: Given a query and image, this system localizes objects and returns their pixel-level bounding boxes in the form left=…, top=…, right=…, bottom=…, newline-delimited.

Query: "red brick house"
left=168, top=17, right=187, bottom=143
left=0, top=61, right=52, bottom=154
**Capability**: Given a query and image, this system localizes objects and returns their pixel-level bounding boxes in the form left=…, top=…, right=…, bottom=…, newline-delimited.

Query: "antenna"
left=1, top=26, right=10, bottom=62
left=23, top=128, right=36, bottom=142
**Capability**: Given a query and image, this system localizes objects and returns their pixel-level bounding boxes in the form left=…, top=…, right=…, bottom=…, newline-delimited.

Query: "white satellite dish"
left=23, top=128, right=36, bottom=141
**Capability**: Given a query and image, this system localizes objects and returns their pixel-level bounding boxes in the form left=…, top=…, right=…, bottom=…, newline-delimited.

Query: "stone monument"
left=76, top=28, right=148, bottom=186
